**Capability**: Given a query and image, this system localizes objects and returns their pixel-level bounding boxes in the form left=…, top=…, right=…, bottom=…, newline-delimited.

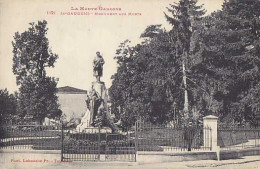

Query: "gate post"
left=61, top=123, right=64, bottom=162
left=134, top=120, right=138, bottom=162
left=203, top=115, right=220, bottom=160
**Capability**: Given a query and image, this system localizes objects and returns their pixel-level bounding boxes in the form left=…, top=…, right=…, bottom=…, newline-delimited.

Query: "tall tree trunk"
left=182, top=58, right=189, bottom=115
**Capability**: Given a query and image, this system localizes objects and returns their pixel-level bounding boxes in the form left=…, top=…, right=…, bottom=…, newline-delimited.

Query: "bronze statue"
left=77, top=52, right=119, bottom=132
left=93, top=51, right=105, bottom=82
left=78, top=52, right=119, bottom=132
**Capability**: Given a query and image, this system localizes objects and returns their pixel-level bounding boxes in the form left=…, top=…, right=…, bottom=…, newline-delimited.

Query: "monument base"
left=76, top=127, right=112, bottom=133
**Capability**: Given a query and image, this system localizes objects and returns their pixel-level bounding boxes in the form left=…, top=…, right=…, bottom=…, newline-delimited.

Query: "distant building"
left=57, top=86, right=88, bottom=121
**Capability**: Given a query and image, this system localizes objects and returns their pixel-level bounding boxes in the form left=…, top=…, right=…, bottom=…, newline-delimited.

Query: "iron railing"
left=0, top=125, right=62, bottom=150
left=135, top=120, right=212, bottom=152
left=218, top=123, right=260, bottom=150
left=61, top=127, right=136, bottom=162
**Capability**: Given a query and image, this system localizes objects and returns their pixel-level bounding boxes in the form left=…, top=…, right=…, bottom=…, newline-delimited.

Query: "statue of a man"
left=93, top=51, right=105, bottom=82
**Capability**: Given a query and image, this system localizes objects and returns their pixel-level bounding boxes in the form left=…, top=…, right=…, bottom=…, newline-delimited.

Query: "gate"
left=61, top=127, right=136, bottom=162
left=105, top=133, right=136, bottom=161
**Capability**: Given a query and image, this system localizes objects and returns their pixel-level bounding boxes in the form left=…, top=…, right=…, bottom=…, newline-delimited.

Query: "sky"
left=0, top=0, right=224, bottom=93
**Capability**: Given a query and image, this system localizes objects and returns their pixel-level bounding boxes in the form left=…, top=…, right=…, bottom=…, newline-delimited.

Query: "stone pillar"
left=92, top=81, right=106, bottom=98
left=203, top=115, right=220, bottom=160
left=91, top=81, right=108, bottom=111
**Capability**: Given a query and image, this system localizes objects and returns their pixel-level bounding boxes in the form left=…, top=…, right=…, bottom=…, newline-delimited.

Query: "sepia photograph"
left=0, top=0, right=259, bottom=168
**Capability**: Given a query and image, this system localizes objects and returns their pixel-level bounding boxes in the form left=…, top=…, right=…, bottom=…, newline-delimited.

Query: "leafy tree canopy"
left=0, top=89, right=18, bottom=124
left=12, top=20, right=61, bottom=124
left=109, top=0, right=260, bottom=128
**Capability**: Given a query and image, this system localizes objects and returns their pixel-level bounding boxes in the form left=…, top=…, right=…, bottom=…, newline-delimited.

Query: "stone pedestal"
left=203, top=115, right=220, bottom=160
left=77, top=127, right=112, bottom=133
left=91, top=81, right=109, bottom=111
left=92, top=81, right=106, bottom=99
left=77, top=80, right=118, bottom=132
left=203, top=115, right=218, bottom=149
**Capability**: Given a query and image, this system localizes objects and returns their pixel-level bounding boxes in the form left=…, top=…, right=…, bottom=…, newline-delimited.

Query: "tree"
left=110, top=0, right=260, bottom=128
left=164, top=0, right=206, bottom=121
left=190, top=0, right=260, bottom=125
left=0, top=89, right=18, bottom=124
left=109, top=40, right=140, bottom=129
left=219, top=0, right=260, bottom=124
left=12, top=20, right=61, bottom=124
left=109, top=26, right=182, bottom=128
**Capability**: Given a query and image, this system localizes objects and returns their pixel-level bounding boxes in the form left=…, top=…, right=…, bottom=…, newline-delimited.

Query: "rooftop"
left=57, top=86, right=87, bottom=94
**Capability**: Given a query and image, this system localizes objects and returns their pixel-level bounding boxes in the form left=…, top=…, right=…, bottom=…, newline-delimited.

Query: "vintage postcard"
left=0, top=0, right=259, bottom=169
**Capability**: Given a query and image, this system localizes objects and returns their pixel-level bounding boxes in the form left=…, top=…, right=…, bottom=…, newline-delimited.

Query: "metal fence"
left=0, top=125, right=62, bottom=150
left=0, top=124, right=136, bottom=162
left=1, top=120, right=260, bottom=163
left=218, top=124, right=260, bottom=150
left=135, top=120, right=212, bottom=152
left=61, top=127, right=136, bottom=162
left=105, top=133, right=136, bottom=161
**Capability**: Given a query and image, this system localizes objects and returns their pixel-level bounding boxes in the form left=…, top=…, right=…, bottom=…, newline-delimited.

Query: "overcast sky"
left=0, top=0, right=224, bottom=93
